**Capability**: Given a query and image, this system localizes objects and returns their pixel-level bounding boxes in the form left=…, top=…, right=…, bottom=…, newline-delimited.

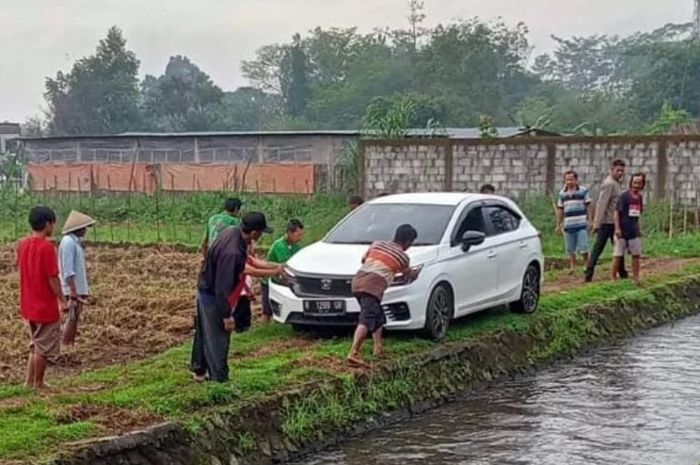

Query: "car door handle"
left=518, top=241, right=527, bottom=249
left=487, top=251, right=497, bottom=259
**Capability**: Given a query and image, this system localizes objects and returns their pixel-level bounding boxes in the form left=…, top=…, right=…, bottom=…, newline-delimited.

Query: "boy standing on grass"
left=614, top=173, right=646, bottom=285
left=18, top=207, right=68, bottom=389
left=555, top=171, right=592, bottom=274
left=347, top=224, right=417, bottom=368
left=200, top=197, right=242, bottom=258
left=261, top=219, right=305, bottom=322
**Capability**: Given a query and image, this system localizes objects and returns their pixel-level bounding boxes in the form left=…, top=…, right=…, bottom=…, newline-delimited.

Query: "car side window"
left=453, top=207, right=486, bottom=245
left=485, top=206, right=521, bottom=235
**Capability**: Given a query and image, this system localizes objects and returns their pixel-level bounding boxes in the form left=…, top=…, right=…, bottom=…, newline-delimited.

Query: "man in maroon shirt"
left=17, top=207, right=68, bottom=389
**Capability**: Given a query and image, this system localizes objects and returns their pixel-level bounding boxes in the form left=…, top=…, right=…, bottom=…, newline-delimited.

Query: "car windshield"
left=325, top=203, right=455, bottom=245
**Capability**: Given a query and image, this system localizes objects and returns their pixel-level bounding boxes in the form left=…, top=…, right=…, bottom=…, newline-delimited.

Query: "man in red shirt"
left=17, top=207, right=67, bottom=389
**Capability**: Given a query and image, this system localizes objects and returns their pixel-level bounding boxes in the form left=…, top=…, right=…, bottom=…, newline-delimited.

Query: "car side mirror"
left=461, top=231, right=486, bottom=252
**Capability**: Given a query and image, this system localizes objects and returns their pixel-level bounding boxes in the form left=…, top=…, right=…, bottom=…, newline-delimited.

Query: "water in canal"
left=293, top=314, right=700, bottom=465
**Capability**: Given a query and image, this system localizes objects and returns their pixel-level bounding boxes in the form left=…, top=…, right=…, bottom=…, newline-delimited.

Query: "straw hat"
left=62, top=210, right=96, bottom=235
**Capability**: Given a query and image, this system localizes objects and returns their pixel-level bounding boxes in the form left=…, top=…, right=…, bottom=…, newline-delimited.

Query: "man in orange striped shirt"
left=347, top=224, right=418, bottom=367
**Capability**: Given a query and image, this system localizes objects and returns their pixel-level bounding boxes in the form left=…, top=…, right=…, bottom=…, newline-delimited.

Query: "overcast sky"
left=0, top=0, right=693, bottom=123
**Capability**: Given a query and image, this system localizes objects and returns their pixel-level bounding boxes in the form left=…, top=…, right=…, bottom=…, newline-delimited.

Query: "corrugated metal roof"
left=0, top=122, right=21, bottom=135
left=406, top=127, right=561, bottom=138
left=19, top=130, right=361, bottom=141
left=19, top=126, right=560, bottom=142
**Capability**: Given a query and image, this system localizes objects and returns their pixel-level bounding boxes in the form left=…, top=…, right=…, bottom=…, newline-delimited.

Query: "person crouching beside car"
left=347, top=224, right=418, bottom=368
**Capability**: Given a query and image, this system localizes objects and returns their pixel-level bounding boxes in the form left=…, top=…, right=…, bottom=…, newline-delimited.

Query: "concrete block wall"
left=667, top=140, right=700, bottom=206
left=363, top=144, right=447, bottom=197
left=361, top=136, right=700, bottom=206
left=554, top=141, right=659, bottom=199
left=453, top=143, right=548, bottom=197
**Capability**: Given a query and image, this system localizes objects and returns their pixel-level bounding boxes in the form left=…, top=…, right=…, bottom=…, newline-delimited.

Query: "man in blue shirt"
left=59, top=210, right=96, bottom=345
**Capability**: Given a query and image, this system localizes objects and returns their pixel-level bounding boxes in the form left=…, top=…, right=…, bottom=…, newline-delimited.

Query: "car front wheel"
left=424, top=284, right=453, bottom=341
left=510, top=264, right=540, bottom=314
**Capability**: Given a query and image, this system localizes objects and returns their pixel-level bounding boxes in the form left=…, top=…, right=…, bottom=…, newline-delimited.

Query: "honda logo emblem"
left=320, top=279, right=332, bottom=291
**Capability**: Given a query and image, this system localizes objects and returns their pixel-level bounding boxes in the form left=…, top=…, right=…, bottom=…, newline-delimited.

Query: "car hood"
left=286, top=241, right=439, bottom=276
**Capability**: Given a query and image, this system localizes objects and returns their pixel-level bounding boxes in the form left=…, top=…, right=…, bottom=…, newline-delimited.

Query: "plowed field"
left=0, top=244, right=199, bottom=383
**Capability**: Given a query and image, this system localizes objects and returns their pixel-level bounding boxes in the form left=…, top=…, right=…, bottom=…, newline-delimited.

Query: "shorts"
left=354, top=292, right=386, bottom=333
left=614, top=237, right=642, bottom=257
left=261, top=283, right=273, bottom=317
left=28, top=321, right=61, bottom=358
left=564, top=229, right=589, bottom=255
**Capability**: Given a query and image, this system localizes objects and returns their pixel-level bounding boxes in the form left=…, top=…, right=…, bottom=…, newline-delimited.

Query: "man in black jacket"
left=191, top=212, right=279, bottom=382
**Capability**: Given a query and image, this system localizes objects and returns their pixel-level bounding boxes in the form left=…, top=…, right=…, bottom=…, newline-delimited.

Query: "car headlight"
left=391, top=265, right=423, bottom=287
left=273, top=267, right=298, bottom=287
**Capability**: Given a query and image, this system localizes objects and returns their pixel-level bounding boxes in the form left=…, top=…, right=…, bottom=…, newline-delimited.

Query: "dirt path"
left=543, top=257, right=699, bottom=294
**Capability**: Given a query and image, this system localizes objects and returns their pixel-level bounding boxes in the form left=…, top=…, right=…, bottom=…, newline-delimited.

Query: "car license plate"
left=303, top=300, right=346, bottom=316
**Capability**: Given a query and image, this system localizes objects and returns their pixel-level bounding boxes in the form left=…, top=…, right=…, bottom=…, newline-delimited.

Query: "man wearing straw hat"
left=59, top=210, right=96, bottom=346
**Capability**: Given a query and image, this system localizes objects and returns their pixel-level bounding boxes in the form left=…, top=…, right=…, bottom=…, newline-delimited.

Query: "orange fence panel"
left=92, top=163, right=157, bottom=193
left=26, top=163, right=315, bottom=194
left=159, top=163, right=315, bottom=194
left=27, top=163, right=92, bottom=192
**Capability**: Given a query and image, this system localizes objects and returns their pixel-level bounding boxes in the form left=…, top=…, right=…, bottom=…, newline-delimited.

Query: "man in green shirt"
left=201, top=198, right=242, bottom=258
left=261, top=219, right=304, bottom=322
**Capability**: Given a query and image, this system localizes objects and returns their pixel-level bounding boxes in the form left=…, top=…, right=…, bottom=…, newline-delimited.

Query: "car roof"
left=367, top=192, right=500, bottom=206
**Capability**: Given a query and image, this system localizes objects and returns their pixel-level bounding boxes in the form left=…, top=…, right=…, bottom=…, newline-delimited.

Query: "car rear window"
left=325, top=203, right=455, bottom=245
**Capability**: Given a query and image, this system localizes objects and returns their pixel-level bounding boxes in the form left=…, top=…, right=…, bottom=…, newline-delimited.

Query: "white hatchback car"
left=270, top=193, right=544, bottom=340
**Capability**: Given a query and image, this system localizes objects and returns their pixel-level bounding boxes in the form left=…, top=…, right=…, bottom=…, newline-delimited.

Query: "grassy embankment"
left=1, top=193, right=700, bottom=461
left=1, top=264, right=700, bottom=461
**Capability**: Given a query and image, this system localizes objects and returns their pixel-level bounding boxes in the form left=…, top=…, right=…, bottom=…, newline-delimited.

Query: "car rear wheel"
left=510, top=264, right=540, bottom=314
left=424, top=284, right=453, bottom=341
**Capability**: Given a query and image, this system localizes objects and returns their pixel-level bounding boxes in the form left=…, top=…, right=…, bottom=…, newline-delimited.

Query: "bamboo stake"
left=669, top=196, right=675, bottom=239
left=155, top=187, right=161, bottom=242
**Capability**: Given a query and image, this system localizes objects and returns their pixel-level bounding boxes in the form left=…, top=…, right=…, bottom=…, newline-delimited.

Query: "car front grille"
left=292, top=275, right=354, bottom=298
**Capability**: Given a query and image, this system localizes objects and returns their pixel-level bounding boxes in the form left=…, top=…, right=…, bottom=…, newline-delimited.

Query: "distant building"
left=0, top=122, right=21, bottom=153
left=16, top=127, right=561, bottom=194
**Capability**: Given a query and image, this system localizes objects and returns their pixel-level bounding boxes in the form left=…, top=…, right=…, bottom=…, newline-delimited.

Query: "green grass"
left=1, top=191, right=698, bottom=259
left=1, top=266, right=698, bottom=460
left=0, top=191, right=348, bottom=249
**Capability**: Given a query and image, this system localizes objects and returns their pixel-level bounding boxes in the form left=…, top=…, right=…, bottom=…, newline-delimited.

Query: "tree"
left=241, top=44, right=287, bottom=94
left=478, top=115, right=498, bottom=138
left=363, top=96, right=417, bottom=138
left=414, top=19, right=534, bottom=125
left=280, top=34, right=310, bottom=117
left=141, top=55, right=224, bottom=131
left=407, top=1, right=427, bottom=52
left=44, top=26, right=141, bottom=134
left=216, top=87, right=283, bottom=130
left=533, top=35, right=625, bottom=93
left=647, top=101, right=693, bottom=134
left=622, top=39, right=700, bottom=121
left=21, top=116, right=46, bottom=137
